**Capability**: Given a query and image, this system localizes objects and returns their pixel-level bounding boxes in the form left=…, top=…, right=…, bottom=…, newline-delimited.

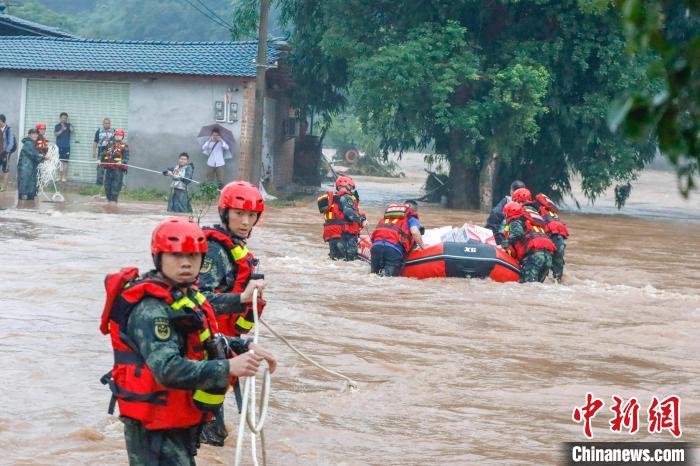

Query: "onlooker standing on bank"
left=202, top=128, right=229, bottom=189
left=54, top=112, right=74, bottom=182
left=17, top=128, right=45, bottom=201
left=93, top=118, right=115, bottom=186
left=0, top=114, right=18, bottom=192
left=163, top=152, right=194, bottom=213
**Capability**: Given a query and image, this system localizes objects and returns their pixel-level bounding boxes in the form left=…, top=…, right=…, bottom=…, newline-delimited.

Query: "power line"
left=193, top=0, right=233, bottom=30
left=184, top=0, right=231, bottom=30
left=180, top=0, right=232, bottom=31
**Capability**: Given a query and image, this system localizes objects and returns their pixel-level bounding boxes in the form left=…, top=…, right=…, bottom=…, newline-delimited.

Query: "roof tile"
left=0, top=36, right=282, bottom=77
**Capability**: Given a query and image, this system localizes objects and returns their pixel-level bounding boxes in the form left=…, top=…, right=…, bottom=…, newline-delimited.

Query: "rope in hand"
left=37, top=144, right=65, bottom=202
left=60, top=159, right=201, bottom=184
left=234, top=288, right=271, bottom=466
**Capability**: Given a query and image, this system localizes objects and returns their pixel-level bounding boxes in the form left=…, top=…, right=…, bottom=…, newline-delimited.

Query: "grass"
left=78, top=185, right=168, bottom=202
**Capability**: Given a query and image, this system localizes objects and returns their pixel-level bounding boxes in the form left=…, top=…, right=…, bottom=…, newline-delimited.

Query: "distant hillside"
left=9, top=0, right=285, bottom=42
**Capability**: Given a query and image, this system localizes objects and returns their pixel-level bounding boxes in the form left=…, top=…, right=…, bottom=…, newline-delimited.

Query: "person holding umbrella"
left=202, top=128, right=230, bottom=189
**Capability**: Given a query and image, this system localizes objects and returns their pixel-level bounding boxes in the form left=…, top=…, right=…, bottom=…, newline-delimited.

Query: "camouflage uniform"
left=197, top=229, right=253, bottom=446
left=329, top=193, right=364, bottom=261
left=550, top=234, right=566, bottom=281
left=198, top=235, right=247, bottom=317
left=121, top=289, right=249, bottom=465
left=501, top=218, right=552, bottom=283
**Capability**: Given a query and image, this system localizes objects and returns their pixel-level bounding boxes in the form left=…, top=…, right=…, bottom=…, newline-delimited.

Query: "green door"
left=24, top=79, right=129, bottom=183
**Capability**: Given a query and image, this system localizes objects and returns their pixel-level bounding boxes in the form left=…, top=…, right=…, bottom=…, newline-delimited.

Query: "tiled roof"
left=0, top=36, right=283, bottom=77
left=0, top=13, right=78, bottom=38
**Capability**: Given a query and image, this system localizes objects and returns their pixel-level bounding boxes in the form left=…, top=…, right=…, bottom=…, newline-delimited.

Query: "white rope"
left=37, top=144, right=64, bottom=202
left=234, top=289, right=270, bottom=466
left=259, top=319, right=358, bottom=389
left=61, top=159, right=201, bottom=184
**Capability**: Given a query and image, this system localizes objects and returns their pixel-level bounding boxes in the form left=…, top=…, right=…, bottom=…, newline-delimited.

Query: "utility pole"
left=248, top=0, right=271, bottom=186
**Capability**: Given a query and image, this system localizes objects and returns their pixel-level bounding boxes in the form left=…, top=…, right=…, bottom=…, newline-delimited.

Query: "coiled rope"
left=37, top=144, right=65, bottom=202
left=234, top=288, right=271, bottom=466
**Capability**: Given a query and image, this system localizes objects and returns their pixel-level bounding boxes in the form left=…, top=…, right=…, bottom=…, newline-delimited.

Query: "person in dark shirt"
left=485, top=180, right=527, bottom=244
left=93, top=118, right=115, bottom=186
left=54, top=112, right=74, bottom=182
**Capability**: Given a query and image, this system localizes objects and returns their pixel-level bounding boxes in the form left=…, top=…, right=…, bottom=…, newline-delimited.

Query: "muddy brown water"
left=1, top=157, right=699, bottom=465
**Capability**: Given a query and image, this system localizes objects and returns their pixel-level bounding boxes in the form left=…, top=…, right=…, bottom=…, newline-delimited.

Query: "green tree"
left=610, top=0, right=700, bottom=196
left=9, top=1, right=80, bottom=33
left=275, top=0, right=656, bottom=209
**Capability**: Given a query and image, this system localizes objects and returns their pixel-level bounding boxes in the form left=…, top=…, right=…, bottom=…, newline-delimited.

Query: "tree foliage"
left=277, top=0, right=657, bottom=209
left=611, top=0, right=700, bottom=196
left=9, top=1, right=80, bottom=33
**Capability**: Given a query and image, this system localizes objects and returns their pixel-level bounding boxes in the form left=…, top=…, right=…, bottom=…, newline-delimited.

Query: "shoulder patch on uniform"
left=201, top=256, right=214, bottom=274
left=153, top=317, right=171, bottom=341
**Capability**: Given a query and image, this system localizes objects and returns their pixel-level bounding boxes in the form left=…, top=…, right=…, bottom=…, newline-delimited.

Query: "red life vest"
left=102, top=143, right=128, bottom=170
left=521, top=205, right=556, bottom=253
left=203, top=227, right=261, bottom=336
left=35, top=137, right=49, bottom=155
left=537, top=205, right=569, bottom=238
left=533, top=194, right=569, bottom=238
left=344, top=194, right=365, bottom=236
left=370, top=204, right=419, bottom=252
left=99, top=268, right=225, bottom=430
left=318, top=191, right=363, bottom=240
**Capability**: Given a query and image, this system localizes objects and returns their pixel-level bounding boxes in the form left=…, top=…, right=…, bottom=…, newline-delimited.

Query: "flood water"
left=1, top=154, right=699, bottom=465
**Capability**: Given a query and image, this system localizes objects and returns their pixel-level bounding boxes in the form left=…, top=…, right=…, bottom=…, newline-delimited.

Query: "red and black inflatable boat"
left=358, top=226, right=521, bottom=282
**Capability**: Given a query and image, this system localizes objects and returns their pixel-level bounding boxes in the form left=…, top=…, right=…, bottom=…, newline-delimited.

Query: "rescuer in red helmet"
left=99, top=217, right=276, bottom=464
left=317, top=175, right=367, bottom=260
left=197, top=180, right=268, bottom=446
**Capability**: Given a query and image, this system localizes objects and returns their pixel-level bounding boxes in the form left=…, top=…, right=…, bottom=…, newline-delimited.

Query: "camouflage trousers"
left=122, top=417, right=198, bottom=466
left=520, top=250, right=553, bottom=283
left=104, top=169, right=124, bottom=202
left=328, top=233, right=359, bottom=261
left=550, top=234, right=567, bottom=281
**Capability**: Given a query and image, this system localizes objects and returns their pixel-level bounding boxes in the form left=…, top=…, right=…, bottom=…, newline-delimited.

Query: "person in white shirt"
left=202, top=129, right=229, bottom=188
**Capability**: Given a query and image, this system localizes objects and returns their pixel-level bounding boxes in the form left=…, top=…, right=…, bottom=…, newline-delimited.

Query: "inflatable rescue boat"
left=358, top=224, right=521, bottom=282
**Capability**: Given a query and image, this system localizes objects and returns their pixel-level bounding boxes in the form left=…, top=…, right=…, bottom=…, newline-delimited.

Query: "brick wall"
left=237, top=82, right=257, bottom=180
left=272, top=94, right=295, bottom=188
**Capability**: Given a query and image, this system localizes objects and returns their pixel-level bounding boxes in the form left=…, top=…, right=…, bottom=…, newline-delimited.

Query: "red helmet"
left=36, top=123, right=46, bottom=130
left=151, top=217, right=208, bottom=255
left=535, top=193, right=557, bottom=211
left=115, top=129, right=125, bottom=137
left=218, top=180, right=264, bottom=217
left=503, top=201, right=524, bottom=218
left=511, top=188, right=532, bottom=203
left=335, top=176, right=355, bottom=191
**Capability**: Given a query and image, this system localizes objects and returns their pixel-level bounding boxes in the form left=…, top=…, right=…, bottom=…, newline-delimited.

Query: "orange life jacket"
left=538, top=205, right=569, bottom=238
left=102, top=143, right=128, bottom=169
left=505, top=208, right=556, bottom=258
left=318, top=191, right=363, bottom=240
left=522, top=204, right=557, bottom=253
left=203, top=227, right=261, bottom=336
left=99, top=268, right=224, bottom=430
left=370, top=204, right=419, bottom=252
left=35, top=136, right=48, bottom=155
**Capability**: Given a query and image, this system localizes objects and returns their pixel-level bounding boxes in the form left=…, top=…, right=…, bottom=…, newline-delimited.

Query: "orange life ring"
left=344, top=148, right=360, bottom=164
